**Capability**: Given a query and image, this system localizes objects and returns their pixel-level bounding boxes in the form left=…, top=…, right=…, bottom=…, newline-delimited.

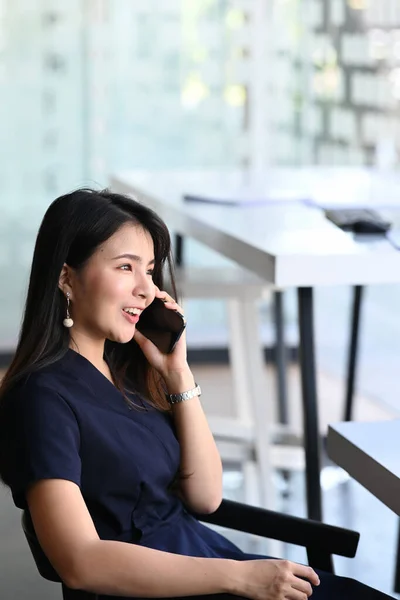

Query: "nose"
left=134, top=269, right=155, bottom=303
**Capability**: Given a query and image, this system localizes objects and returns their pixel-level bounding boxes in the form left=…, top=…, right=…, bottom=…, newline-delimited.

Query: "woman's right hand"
left=230, top=558, right=320, bottom=600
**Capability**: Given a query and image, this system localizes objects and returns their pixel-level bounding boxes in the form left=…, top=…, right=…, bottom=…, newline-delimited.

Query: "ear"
left=58, top=263, right=73, bottom=297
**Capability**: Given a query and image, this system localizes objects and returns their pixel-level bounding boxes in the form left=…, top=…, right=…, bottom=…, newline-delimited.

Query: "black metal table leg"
left=343, top=285, right=364, bottom=422
left=274, top=290, right=289, bottom=425
left=297, top=287, right=323, bottom=521
left=175, top=233, right=184, bottom=266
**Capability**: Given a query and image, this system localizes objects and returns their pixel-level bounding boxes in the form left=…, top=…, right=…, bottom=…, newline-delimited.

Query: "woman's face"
left=69, top=223, right=156, bottom=344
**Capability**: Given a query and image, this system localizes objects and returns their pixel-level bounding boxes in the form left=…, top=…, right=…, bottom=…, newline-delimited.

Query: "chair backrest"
left=21, top=510, right=97, bottom=599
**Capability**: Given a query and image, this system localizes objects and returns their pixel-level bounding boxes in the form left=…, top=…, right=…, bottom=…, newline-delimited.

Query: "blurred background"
left=1, top=0, right=400, bottom=597
left=2, top=0, right=400, bottom=412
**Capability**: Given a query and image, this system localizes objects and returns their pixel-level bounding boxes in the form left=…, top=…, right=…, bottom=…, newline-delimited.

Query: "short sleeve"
left=1, top=381, right=81, bottom=509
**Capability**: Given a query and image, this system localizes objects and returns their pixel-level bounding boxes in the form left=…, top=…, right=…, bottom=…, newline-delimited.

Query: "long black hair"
left=0, top=188, right=176, bottom=410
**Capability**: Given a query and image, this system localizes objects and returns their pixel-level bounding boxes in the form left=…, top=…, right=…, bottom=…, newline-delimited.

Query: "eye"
left=119, top=264, right=132, bottom=271
left=147, top=269, right=154, bottom=277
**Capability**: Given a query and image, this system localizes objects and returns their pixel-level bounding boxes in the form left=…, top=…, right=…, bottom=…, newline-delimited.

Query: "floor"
left=0, top=360, right=398, bottom=599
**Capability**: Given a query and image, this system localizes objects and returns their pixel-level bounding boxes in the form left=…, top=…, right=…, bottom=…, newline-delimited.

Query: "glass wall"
left=0, top=0, right=255, bottom=349
left=0, top=1, right=87, bottom=349
left=271, top=0, right=400, bottom=166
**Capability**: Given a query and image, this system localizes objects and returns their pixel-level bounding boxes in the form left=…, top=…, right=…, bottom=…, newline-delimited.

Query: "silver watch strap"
left=167, top=383, right=201, bottom=405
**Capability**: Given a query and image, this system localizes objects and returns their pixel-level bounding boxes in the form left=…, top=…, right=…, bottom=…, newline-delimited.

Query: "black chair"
left=22, top=499, right=360, bottom=599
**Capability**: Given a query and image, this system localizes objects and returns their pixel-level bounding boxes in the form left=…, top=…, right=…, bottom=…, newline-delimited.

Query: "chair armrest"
left=191, top=499, right=359, bottom=559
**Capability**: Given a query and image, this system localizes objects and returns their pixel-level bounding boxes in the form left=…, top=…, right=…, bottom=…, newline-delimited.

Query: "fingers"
left=162, top=295, right=178, bottom=307
left=133, top=329, right=154, bottom=349
left=158, top=290, right=185, bottom=319
left=287, top=591, right=310, bottom=600
left=291, top=562, right=320, bottom=587
left=156, top=288, right=176, bottom=305
left=290, top=576, right=313, bottom=597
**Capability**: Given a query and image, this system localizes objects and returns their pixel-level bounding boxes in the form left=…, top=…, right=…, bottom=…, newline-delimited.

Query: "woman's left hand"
left=133, top=286, right=189, bottom=378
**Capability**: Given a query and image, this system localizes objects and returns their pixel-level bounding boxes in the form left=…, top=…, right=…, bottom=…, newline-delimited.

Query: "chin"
left=108, top=328, right=135, bottom=344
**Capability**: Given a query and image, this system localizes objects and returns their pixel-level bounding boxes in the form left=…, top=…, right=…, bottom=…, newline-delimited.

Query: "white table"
left=110, top=167, right=400, bottom=522
left=111, top=168, right=400, bottom=287
left=327, top=419, right=400, bottom=592
left=327, top=419, right=400, bottom=516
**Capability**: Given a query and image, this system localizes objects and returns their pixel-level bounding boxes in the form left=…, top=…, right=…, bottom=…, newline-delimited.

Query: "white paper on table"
left=184, top=168, right=400, bottom=209
left=305, top=170, right=400, bottom=210
left=183, top=190, right=310, bottom=206
left=386, top=230, right=400, bottom=250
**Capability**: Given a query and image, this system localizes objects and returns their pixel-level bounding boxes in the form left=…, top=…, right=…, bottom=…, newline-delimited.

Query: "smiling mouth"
left=123, top=307, right=142, bottom=316
left=121, top=309, right=141, bottom=325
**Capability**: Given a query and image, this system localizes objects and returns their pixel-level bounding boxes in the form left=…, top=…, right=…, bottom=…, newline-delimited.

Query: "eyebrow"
left=112, top=253, right=156, bottom=266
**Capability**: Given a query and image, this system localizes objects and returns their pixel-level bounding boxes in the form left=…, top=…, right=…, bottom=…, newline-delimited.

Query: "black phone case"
left=135, top=298, right=186, bottom=354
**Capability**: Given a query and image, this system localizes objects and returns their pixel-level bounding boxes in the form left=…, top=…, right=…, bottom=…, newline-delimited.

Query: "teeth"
left=123, top=308, right=141, bottom=316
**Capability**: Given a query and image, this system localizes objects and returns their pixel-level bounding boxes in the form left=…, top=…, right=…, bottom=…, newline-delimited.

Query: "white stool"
left=171, top=266, right=277, bottom=509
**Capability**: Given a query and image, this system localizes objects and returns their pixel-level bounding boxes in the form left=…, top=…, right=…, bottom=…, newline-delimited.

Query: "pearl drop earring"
left=63, top=292, right=74, bottom=328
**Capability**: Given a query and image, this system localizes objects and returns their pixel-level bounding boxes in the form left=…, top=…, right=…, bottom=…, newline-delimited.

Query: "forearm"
left=74, top=539, right=234, bottom=597
left=165, top=368, right=223, bottom=513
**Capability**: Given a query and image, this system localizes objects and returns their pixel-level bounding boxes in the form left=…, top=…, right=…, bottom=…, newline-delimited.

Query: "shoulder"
left=5, top=350, right=93, bottom=409
left=1, top=359, right=80, bottom=425
left=25, top=354, right=81, bottom=397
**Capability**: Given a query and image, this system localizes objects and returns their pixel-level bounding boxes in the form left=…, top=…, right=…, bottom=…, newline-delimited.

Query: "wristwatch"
left=166, top=383, right=202, bottom=405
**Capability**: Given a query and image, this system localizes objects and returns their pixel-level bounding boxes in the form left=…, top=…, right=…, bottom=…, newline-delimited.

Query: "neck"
left=69, top=332, right=106, bottom=373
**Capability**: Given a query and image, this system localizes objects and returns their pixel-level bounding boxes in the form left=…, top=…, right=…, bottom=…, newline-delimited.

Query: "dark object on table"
left=325, top=209, right=391, bottom=234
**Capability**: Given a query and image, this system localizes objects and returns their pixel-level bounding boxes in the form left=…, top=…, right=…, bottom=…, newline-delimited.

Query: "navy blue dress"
left=1, top=350, right=391, bottom=599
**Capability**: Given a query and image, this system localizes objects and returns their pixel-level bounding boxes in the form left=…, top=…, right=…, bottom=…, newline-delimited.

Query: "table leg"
left=273, top=290, right=289, bottom=425
left=343, top=285, right=364, bottom=422
left=175, top=233, right=184, bottom=266
left=297, top=287, right=323, bottom=521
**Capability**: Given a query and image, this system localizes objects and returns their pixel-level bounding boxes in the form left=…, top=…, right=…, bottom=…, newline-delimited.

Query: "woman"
left=0, top=189, right=391, bottom=600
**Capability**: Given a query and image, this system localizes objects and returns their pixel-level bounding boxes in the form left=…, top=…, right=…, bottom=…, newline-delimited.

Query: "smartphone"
left=135, top=297, right=186, bottom=354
